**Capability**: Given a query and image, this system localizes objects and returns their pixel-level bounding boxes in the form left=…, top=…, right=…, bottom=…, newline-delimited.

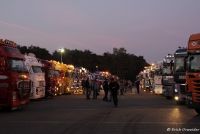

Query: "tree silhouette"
left=18, top=45, right=52, bottom=60
left=18, top=45, right=148, bottom=81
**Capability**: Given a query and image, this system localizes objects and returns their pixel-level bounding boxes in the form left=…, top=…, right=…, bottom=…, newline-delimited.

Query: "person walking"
left=109, top=78, right=119, bottom=107
left=119, top=80, right=124, bottom=95
left=135, top=79, right=140, bottom=94
left=85, top=78, right=91, bottom=99
left=81, top=78, right=86, bottom=95
left=92, top=78, right=98, bottom=100
left=103, top=78, right=109, bottom=101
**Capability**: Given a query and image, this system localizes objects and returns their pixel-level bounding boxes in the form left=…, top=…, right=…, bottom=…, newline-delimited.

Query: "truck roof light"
left=0, top=39, right=17, bottom=48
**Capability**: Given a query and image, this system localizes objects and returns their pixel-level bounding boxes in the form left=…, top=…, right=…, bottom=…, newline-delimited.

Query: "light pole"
left=59, top=48, right=64, bottom=63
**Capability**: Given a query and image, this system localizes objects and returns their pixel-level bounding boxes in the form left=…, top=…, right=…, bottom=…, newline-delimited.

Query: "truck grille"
left=18, top=81, right=30, bottom=89
left=17, top=80, right=31, bottom=98
left=39, top=81, right=45, bottom=87
left=162, top=76, right=174, bottom=85
left=194, top=84, right=200, bottom=87
left=192, top=79, right=200, bottom=102
left=180, top=84, right=186, bottom=94
left=193, top=80, right=200, bottom=83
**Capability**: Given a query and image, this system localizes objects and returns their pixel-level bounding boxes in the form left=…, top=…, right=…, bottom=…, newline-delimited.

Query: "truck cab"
left=0, top=39, right=31, bottom=110
left=186, top=33, right=200, bottom=114
left=162, top=54, right=175, bottom=99
left=173, top=48, right=187, bottom=104
left=153, top=66, right=163, bottom=95
left=24, top=53, right=45, bottom=99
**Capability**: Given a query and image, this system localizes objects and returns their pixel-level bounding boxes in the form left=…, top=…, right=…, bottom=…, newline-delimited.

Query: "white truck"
left=154, top=75, right=163, bottom=95
left=153, top=64, right=163, bottom=95
left=25, top=53, right=45, bottom=99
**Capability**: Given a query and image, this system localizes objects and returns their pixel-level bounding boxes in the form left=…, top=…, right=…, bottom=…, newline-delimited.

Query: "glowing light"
left=174, top=96, right=179, bottom=101
left=19, top=74, right=28, bottom=79
left=58, top=48, right=65, bottom=63
left=59, top=48, right=65, bottom=53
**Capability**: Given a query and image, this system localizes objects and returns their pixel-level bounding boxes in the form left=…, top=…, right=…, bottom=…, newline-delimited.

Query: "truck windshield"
left=175, top=57, right=185, bottom=72
left=47, top=70, right=60, bottom=77
left=188, top=54, right=200, bottom=72
left=162, top=66, right=172, bottom=75
left=8, top=59, right=27, bottom=72
left=48, top=70, right=54, bottom=77
left=32, top=66, right=43, bottom=73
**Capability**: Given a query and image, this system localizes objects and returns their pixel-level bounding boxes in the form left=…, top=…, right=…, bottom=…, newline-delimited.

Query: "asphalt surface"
left=0, top=90, right=200, bottom=134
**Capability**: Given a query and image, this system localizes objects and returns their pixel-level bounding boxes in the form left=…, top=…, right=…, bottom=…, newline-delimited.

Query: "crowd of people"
left=81, top=77, right=134, bottom=107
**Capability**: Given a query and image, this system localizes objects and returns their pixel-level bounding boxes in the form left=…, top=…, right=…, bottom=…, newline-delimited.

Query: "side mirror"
left=189, top=56, right=194, bottom=62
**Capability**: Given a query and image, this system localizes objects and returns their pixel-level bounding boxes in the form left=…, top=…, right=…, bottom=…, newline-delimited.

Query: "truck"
left=153, top=66, right=163, bottom=95
left=186, top=33, right=200, bottom=114
left=24, top=53, right=45, bottom=99
left=139, top=66, right=154, bottom=93
left=50, top=60, right=67, bottom=95
left=173, top=47, right=187, bottom=104
left=65, top=64, right=75, bottom=94
left=39, top=59, right=58, bottom=97
left=162, top=54, right=175, bottom=99
left=0, top=39, right=31, bottom=110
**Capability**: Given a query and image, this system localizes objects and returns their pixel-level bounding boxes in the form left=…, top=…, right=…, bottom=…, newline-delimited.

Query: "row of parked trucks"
left=138, top=33, right=200, bottom=114
left=0, top=39, right=79, bottom=110
left=164, top=33, right=200, bottom=114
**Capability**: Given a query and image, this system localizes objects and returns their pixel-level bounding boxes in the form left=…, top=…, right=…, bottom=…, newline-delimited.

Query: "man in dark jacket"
left=135, top=79, right=140, bottom=94
left=103, top=78, right=109, bottom=101
left=85, top=78, right=90, bottom=99
left=109, top=78, right=119, bottom=107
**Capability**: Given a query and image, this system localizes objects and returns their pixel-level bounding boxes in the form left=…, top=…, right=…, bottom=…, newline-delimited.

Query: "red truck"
left=0, top=39, right=31, bottom=110
left=186, top=33, right=200, bottom=114
left=40, top=59, right=58, bottom=97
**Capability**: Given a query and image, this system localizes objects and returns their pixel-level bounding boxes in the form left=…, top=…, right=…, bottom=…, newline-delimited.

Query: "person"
left=119, top=80, right=124, bottom=95
left=109, top=78, right=119, bottom=107
left=85, top=78, right=91, bottom=99
left=103, top=78, right=109, bottom=101
left=92, top=78, right=98, bottom=99
left=135, top=79, right=140, bottom=94
left=81, top=78, right=86, bottom=95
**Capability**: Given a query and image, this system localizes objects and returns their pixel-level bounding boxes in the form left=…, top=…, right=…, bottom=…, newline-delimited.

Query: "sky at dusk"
left=0, top=0, right=200, bottom=63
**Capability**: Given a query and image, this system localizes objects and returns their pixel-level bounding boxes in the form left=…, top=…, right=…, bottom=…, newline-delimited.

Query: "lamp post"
left=59, top=48, right=64, bottom=63
left=96, top=65, right=98, bottom=72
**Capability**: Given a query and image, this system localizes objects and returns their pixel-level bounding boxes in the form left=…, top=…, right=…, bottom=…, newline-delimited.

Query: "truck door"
left=0, top=56, right=8, bottom=103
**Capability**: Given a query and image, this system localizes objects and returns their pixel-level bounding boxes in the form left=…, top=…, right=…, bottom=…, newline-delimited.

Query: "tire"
left=4, top=106, right=12, bottom=112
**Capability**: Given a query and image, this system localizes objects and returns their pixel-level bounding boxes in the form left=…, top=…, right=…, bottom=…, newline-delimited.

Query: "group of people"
left=82, top=77, right=101, bottom=100
left=82, top=77, right=120, bottom=107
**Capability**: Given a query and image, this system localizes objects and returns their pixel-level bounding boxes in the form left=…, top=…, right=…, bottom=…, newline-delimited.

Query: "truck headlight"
left=174, top=96, right=179, bottom=101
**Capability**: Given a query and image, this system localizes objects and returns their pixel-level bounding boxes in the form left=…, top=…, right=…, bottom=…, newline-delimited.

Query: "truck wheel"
left=195, top=108, right=200, bottom=114
left=3, top=106, right=12, bottom=112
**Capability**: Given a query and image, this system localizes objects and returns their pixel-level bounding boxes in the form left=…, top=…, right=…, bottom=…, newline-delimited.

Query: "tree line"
left=17, top=45, right=148, bottom=82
